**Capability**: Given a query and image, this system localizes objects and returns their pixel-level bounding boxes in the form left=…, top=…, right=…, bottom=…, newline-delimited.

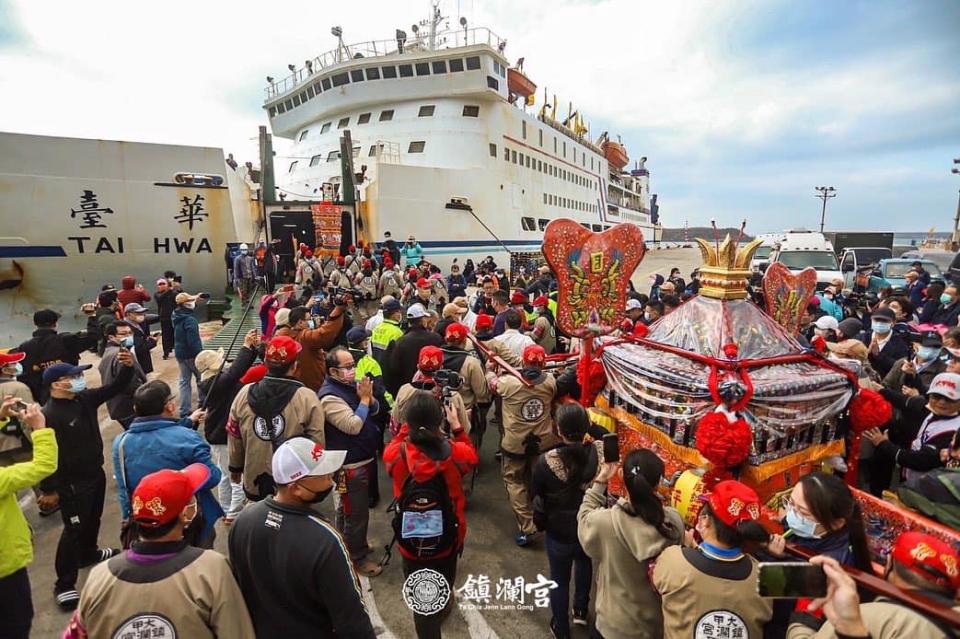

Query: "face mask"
left=823, top=293, right=834, bottom=301
left=942, top=294, right=953, bottom=305
left=644, top=312, right=653, bottom=321
left=871, top=321, right=891, bottom=335
left=301, top=484, right=333, bottom=504
left=69, top=377, right=87, bottom=393
left=184, top=301, right=196, bottom=310
left=121, top=336, right=135, bottom=348
left=307, top=319, right=316, bottom=330
left=786, top=507, right=822, bottom=539
left=5, top=363, right=23, bottom=378
left=918, top=346, right=940, bottom=361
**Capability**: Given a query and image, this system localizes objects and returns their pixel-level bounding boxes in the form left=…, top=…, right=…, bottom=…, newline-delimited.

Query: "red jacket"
left=384, top=424, right=478, bottom=558
left=117, top=276, right=151, bottom=308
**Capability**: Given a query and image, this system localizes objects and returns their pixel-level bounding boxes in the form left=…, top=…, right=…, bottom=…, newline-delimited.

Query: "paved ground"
left=24, top=247, right=702, bottom=638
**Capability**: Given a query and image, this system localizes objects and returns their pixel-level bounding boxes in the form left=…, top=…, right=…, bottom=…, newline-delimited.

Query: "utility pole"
left=815, top=186, right=836, bottom=233
left=952, top=158, right=960, bottom=250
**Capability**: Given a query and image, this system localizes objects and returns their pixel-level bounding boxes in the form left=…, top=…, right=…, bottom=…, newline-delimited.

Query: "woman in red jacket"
left=384, top=390, right=478, bottom=639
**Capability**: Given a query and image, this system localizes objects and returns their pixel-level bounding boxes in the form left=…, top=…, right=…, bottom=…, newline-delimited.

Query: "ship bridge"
left=264, top=27, right=509, bottom=140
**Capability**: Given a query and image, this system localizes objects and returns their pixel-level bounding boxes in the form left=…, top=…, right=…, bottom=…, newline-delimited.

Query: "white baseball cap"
left=927, top=373, right=960, bottom=401
left=272, top=437, right=346, bottom=484
left=626, top=299, right=643, bottom=311
left=814, top=316, right=839, bottom=331
left=274, top=308, right=291, bottom=327
left=407, top=303, right=428, bottom=319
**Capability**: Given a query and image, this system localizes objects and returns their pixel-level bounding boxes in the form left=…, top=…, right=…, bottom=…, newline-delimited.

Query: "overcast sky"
left=1, top=0, right=958, bottom=233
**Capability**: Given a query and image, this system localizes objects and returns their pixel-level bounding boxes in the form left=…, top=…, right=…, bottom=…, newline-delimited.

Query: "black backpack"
left=387, top=444, right=459, bottom=561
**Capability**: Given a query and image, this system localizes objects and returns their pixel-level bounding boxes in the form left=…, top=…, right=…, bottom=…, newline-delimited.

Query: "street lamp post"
left=951, top=158, right=959, bottom=250
left=815, top=186, right=837, bottom=233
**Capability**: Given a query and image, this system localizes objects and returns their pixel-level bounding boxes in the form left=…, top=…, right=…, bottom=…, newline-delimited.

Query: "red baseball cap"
left=702, top=480, right=762, bottom=527
left=264, top=336, right=302, bottom=366
left=348, top=244, right=356, bottom=253
left=892, top=532, right=960, bottom=590
left=511, top=290, right=528, bottom=305
left=240, top=363, right=268, bottom=385
left=363, top=259, right=372, bottom=269
left=132, top=464, right=210, bottom=527
left=336, top=256, right=345, bottom=266
left=0, top=351, right=26, bottom=366
left=384, top=257, right=394, bottom=268
left=418, top=345, right=444, bottom=372
left=445, top=322, right=469, bottom=343
left=523, top=344, right=546, bottom=367
left=532, top=295, right=549, bottom=308
left=416, top=277, right=432, bottom=289
left=475, top=314, right=494, bottom=332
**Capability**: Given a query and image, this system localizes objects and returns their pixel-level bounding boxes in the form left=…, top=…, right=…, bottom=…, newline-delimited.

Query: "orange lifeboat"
left=602, top=140, right=629, bottom=170
left=507, top=67, right=536, bottom=98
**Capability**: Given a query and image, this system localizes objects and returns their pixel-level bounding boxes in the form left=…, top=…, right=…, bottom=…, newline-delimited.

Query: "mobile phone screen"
left=757, top=562, right=827, bottom=598
left=602, top=433, right=620, bottom=463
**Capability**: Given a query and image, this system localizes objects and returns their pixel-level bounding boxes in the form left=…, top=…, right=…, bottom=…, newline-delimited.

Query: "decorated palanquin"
left=541, top=222, right=960, bottom=564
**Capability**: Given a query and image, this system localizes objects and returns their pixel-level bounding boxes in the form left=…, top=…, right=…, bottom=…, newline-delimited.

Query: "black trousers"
left=0, top=568, right=33, bottom=639
left=402, top=553, right=459, bottom=639
left=55, top=469, right=107, bottom=592
left=160, top=317, right=175, bottom=356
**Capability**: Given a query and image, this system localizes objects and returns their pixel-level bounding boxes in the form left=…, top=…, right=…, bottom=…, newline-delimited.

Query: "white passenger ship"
left=265, top=4, right=662, bottom=267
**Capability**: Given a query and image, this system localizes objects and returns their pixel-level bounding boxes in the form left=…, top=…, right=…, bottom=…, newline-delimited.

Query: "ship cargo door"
left=269, top=210, right=315, bottom=282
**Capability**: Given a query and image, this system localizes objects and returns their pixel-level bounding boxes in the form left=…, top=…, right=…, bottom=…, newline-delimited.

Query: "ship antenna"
left=710, top=218, right=720, bottom=254
left=735, top=218, right=747, bottom=246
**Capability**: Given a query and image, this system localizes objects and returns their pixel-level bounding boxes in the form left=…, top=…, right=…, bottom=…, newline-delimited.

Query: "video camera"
left=433, top=369, right=462, bottom=400
left=330, top=286, right=363, bottom=305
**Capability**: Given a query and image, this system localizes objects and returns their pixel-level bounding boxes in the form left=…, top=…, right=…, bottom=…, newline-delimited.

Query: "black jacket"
left=199, top=346, right=256, bottom=445
left=155, top=288, right=177, bottom=319
left=530, top=443, right=599, bottom=543
left=15, top=328, right=97, bottom=402
left=932, top=301, right=960, bottom=327
left=40, top=364, right=134, bottom=491
left=384, top=326, right=443, bottom=395
left=124, top=319, right=158, bottom=374
left=227, top=498, right=376, bottom=638
left=867, top=334, right=911, bottom=378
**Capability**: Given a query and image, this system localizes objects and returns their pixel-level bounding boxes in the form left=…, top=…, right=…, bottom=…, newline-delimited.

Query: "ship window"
left=368, top=145, right=377, bottom=157
left=293, top=94, right=301, bottom=107
left=309, top=155, right=322, bottom=167
left=269, top=106, right=276, bottom=117
left=511, top=150, right=517, bottom=163
left=462, top=105, right=480, bottom=117
left=525, top=156, right=531, bottom=168
left=327, top=151, right=340, bottom=162
left=593, top=224, right=603, bottom=232
left=277, top=103, right=286, bottom=114
left=522, top=121, right=527, bottom=139
left=563, top=141, right=567, bottom=157
left=382, top=65, right=397, bottom=79
left=591, top=158, right=594, bottom=170
left=554, top=137, right=558, bottom=152
left=519, top=152, right=524, bottom=165
left=538, top=219, right=550, bottom=231
left=307, top=86, right=315, bottom=98
left=449, top=58, right=464, bottom=72
left=538, top=160, right=542, bottom=171
left=486, top=76, right=499, bottom=90
left=415, top=62, right=430, bottom=76
left=337, top=117, right=349, bottom=129
left=539, top=130, right=543, bottom=147
left=543, top=193, right=547, bottom=204
left=379, top=109, right=394, bottom=121
left=299, top=130, right=309, bottom=141
left=321, top=77, right=331, bottom=91
left=581, top=223, right=589, bottom=229
left=493, top=61, right=501, bottom=75
left=573, top=149, right=576, bottom=163
left=418, top=105, right=435, bottom=117
left=331, top=72, right=349, bottom=87
left=408, top=141, right=426, bottom=153
left=432, top=60, right=447, bottom=74
left=350, top=69, right=364, bottom=83
left=366, top=67, right=380, bottom=80
left=352, top=146, right=361, bottom=158
left=521, top=217, right=536, bottom=231
left=288, top=161, right=298, bottom=173
left=300, top=91, right=308, bottom=103
left=285, top=99, right=294, bottom=111
left=314, top=82, right=323, bottom=94
left=489, top=143, right=497, bottom=158
left=358, top=112, right=371, bottom=124
left=399, top=64, right=413, bottom=77
left=466, top=56, right=481, bottom=70
left=320, top=122, right=331, bottom=133
left=504, top=147, right=509, bottom=161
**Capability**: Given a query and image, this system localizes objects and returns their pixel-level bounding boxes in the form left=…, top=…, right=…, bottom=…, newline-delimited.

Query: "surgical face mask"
left=3, top=363, right=22, bottom=378
left=184, top=301, right=196, bottom=310
left=299, top=483, right=333, bottom=504
left=942, top=293, right=954, bottom=305
left=240, top=249, right=248, bottom=255
left=918, top=346, right=941, bottom=362
left=786, top=507, right=822, bottom=539
left=644, top=312, right=653, bottom=321
left=871, top=321, right=891, bottom=335
left=68, top=377, right=87, bottom=393
left=120, top=336, right=135, bottom=348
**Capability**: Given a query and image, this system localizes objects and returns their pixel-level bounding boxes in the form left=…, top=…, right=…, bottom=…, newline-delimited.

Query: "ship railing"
left=266, top=26, right=504, bottom=99
left=536, top=115, right=603, bottom=156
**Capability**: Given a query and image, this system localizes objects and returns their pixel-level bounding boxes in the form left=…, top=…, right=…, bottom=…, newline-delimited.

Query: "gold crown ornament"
left=695, top=229, right=764, bottom=301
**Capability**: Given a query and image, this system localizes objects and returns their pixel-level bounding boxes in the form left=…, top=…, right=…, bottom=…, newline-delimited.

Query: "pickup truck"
left=840, top=247, right=893, bottom=289
left=866, top=258, right=944, bottom=294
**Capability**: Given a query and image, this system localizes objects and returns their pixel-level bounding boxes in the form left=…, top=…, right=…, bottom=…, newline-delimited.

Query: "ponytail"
left=622, top=449, right=677, bottom=540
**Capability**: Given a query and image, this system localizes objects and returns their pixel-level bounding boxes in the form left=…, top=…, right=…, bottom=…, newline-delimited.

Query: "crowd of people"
left=0, top=242, right=958, bottom=639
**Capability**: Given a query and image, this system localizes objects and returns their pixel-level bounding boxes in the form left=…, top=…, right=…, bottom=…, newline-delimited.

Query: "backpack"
left=388, top=443, right=459, bottom=561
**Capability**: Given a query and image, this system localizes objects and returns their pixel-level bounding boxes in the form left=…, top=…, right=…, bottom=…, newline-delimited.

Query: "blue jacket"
left=172, top=306, right=202, bottom=360
left=399, top=242, right=424, bottom=264
left=112, top=416, right=223, bottom=541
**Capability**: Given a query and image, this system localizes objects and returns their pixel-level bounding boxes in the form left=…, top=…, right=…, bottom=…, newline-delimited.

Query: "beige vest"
left=497, top=373, right=558, bottom=455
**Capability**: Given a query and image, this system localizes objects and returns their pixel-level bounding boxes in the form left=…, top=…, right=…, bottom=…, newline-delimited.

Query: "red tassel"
left=577, top=355, right=607, bottom=407
left=695, top=411, right=753, bottom=469
left=811, top=335, right=826, bottom=354
left=848, top=388, right=892, bottom=433
left=632, top=323, right=649, bottom=339
left=723, top=343, right=739, bottom=359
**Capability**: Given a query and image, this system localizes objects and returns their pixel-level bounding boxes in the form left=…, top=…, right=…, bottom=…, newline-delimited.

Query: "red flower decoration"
left=577, top=355, right=607, bottom=408
left=632, top=323, right=649, bottom=339
left=848, top=388, right=892, bottom=433
left=695, top=411, right=753, bottom=469
left=722, top=343, right=739, bottom=359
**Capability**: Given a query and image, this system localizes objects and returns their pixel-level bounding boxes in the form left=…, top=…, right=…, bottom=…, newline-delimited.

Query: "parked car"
left=898, top=250, right=955, bottom=273
left=840, top=246, right=893, bottom=289
left=866, top=258, right=944, bottom=293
